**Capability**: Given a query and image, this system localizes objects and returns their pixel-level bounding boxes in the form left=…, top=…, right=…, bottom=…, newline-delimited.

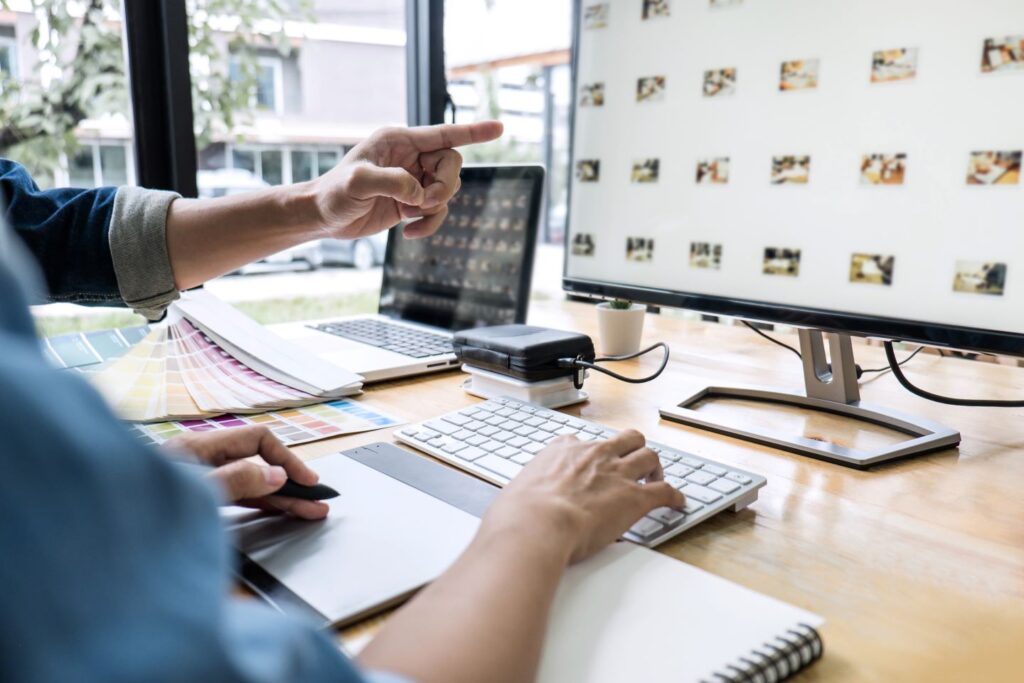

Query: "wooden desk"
left=293, top=299, right=1024, bottom=680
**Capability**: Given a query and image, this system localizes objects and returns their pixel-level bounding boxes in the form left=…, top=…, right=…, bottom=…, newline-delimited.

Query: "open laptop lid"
left=378, top=164, right=544, bottom=331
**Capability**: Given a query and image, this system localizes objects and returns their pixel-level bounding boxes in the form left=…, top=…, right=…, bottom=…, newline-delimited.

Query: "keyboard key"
left=485, top=415, right=505, bottom=427
left=685, top=471, right=717, bottom=486
left=680, top=456, right=704, bottom=469
left=629, top=517, right=665, bottom=539
left=665, top=464, right=694, bottom=478
left=702, top=464, right=727, bottom=477
left=466, top=434, right=488, bottom=447
left=513, top=425, right=536, bottom=437
left=525, top=416, right=546, bottom=427
left=399, top=426, right=419, bottom=437
left=480, top=440, right=504, bottom=452
left=499, top=420, right=520, bottom=431
left=477, top=455, right=523, bottom=480
left=478, top=425, right=500, bottom=437
left=566, top=419, right=586, bottom=429
left=556, top=426, right=579, bottom=436
left=709, top=478, right=741, bottom=494
left=424, top=420, right=457, bottom=435
left=681, top=484, right=722, bottom=504
left=512, top=452, right=535, bottom=465
left=549, top=414, right=569, bottom=424
left=648, top=507, right=686, bottom=526
left=414, top=430, right=439, bottom=442
left=464, top=420, right=487, bottom=431
left=506, top=436, right=530, bottom=449
left=659, top=450, right=681, bottom=462
left=524, top=442, right=546, bottom=454
left=456, top=446, right=486, bottom=462
left=583, top=425, right=602, bottom=435
left=443, top=413, right=471, bottom=426
left=437, top=437, right=465, bottom=454
left=665, top=475, right=687, bottom=489
left=511, top=411, right=532, bottom=422
left=452, top=429, right=474, bottom=441
left=726, top=471, right=753, bottom=485
left=496, top=408, right=515, bottom=417
left=493, top=430, right=516, bottom=442
left=683, top=499, right=704, bottom=514
left=496, top=446, right=520, bottom=459
left=540, top=421, right=563, bottom=433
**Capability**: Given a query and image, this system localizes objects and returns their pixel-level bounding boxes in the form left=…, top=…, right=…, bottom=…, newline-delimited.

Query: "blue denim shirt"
left=2, top=158, right=182, bottom=318
left=0, top=169, right=407, bottom=682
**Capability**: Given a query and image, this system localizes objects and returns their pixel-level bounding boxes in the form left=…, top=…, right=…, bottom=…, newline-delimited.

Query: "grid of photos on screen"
left=573, top=14, right=1018, bottom=303
left=690, top=242, right=722, bottom=270
left=580, top=82, right=605, bottom=107
left=850, top=253, right=894, bottom=286
left=626, top=237, right=654, bottom=263
left=632, top=158, right=660, bottom=183
left=572, top=233, right=595, bottom=257
left=780, top=59, right=819, bottom=91
left=771, top=156, right=811, bottom=184
left=577, top=159, right=600, bottom=182
left=696, top=157, right=730, bottom=184
left=966, top=151, right=1021, bottom=185
left=703, top=68, right=736, bottom=97
left=642, top=0, right=670, bottom=20
left=583, top=3, right=608, bottom=30
left=871, top=48, right=918, bottom=82
left=763, top=248, right=801, bottom=277
left=637, top=75, right=666, bottom=103
left=981, top=35, right=1024, bottom=73
left=953, top=261, right=1007, bottom=296
left=861, top=154, right=907, bottom=185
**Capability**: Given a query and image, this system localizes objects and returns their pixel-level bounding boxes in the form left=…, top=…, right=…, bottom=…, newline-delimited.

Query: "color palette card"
left=130, top=399, right=403, bottom=448
left=44, top=325, right=152, bottom=371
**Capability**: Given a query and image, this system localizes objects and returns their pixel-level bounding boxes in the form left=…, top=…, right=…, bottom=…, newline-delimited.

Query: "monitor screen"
left=564, top=0, right=1024, bottom=355
left=380, top=166, right=543, bottom=331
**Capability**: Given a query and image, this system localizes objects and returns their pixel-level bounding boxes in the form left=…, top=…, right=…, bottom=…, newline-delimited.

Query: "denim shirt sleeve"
left=0, top=158, right=180, bottom=319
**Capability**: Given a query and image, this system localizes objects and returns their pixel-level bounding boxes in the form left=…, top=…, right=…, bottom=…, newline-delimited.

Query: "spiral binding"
left=704, top=623, right=823, bottom=683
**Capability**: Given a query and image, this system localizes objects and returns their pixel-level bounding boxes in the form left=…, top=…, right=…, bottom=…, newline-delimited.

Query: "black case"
left=452, top=325, right=595, bottom=381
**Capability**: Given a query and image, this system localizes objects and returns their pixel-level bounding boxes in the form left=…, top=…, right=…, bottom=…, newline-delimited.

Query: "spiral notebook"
left=537, top=543, right=824, bottom=683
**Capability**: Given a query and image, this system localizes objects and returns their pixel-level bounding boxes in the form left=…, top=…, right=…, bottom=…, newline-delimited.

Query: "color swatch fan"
left=90, top=293, right=362, bottom=422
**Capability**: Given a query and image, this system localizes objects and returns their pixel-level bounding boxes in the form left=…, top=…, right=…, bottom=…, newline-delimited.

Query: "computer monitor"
left=563, top=0, right=1024, bottom=467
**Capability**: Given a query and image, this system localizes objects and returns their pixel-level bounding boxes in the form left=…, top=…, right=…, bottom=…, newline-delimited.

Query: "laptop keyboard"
left=395, top=397, right=767, bottom=547
left=310, top=319, right=453, bottom=358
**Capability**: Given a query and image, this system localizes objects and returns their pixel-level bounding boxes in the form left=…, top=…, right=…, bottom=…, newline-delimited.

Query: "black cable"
left=884, top=341, right=1024, bottom=407
left=860, top=345, right=924, bottom=375
left=740, top=320, right=802, bottom=361
left=558, top=342, right=670, bottom=389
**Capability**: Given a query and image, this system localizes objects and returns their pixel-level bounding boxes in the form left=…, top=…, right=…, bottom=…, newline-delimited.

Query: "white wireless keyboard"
left=395, top=397, right=767, bottom=547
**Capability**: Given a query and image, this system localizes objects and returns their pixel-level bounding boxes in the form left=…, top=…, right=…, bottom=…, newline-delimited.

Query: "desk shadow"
left=232, top=511, right=339, bottom=565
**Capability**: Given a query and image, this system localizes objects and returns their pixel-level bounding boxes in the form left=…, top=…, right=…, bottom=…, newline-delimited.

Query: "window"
left=0, top=29, right=16, bottom=82
left=255, top=56, right=284, bottom=114
left=444, top=0, right=573, bottom=245
left=66, top=142, right=136, bottom=188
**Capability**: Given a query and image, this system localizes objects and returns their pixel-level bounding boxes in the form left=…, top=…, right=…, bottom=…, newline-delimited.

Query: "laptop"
left=272, top=165, right=544, bottom=383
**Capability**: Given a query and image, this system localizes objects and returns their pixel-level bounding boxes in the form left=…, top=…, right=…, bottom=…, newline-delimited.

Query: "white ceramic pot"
left=595, top=302, right=646, bottom=356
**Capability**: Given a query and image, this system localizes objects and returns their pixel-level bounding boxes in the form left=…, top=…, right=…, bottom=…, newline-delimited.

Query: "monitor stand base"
left=659, top=330, right=961, bottom=468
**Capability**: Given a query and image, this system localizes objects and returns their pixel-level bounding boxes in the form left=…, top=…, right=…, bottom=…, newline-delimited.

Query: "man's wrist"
left=280, top=179, right=325, bottom=240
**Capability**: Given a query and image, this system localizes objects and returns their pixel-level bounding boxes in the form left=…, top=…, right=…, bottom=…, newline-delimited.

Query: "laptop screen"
left=379, top=165, right=543, bottom=331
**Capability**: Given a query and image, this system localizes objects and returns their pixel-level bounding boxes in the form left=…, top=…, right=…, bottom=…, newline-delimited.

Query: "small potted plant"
left=596, top=299, right=646, bottom=356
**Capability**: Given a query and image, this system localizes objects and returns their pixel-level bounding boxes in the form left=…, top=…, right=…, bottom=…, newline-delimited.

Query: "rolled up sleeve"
left=109, top=186, right=181, bottom=319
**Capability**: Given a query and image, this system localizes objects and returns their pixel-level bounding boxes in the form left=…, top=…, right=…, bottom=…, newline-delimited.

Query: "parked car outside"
left=320, top=231, right=387, bottom=270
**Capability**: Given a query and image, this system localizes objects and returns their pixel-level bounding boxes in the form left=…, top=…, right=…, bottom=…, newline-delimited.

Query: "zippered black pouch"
left=452, top=324, right=595, bottom=381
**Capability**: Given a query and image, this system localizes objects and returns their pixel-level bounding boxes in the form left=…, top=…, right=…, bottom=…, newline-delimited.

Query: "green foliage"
left=608, top=299, right=632, bottom=310
left=0, top=0, right=313, bottom=180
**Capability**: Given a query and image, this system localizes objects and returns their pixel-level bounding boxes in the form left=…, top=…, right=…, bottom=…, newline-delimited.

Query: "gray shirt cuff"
left=108, top=186, right=181, bottom=320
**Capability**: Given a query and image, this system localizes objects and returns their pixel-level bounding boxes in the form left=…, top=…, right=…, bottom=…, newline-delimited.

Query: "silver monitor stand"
left=659, top=329, right=961, bottom=468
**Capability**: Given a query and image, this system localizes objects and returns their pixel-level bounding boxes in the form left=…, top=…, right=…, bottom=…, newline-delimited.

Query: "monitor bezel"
left=380, top=163, right=544, bottom=329
left=561, top=0, right=1024, bottom=358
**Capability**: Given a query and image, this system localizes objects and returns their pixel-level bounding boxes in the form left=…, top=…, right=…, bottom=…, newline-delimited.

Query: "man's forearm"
left=165, top=181, right=323, bottom=290
left=358, top=524, right=572, bottom=683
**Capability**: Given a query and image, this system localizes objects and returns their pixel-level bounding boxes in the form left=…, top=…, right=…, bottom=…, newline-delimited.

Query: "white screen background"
left=566, top=0, right=1024, bottom=336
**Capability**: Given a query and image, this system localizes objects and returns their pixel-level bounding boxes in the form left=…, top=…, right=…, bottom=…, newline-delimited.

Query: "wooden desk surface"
left=293, top=299, right=1024, bottom=680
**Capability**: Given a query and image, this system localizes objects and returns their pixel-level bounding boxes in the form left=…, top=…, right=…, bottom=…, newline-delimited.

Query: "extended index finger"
left=403, top=120, right=504, bottom=152
left=595, top=429, right=646, bottom=458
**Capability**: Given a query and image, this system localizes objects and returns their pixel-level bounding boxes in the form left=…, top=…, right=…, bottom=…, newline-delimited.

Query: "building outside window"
left=67, top=142, right=135, bottom=188
left=0, top=29, right=16, bottom=87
